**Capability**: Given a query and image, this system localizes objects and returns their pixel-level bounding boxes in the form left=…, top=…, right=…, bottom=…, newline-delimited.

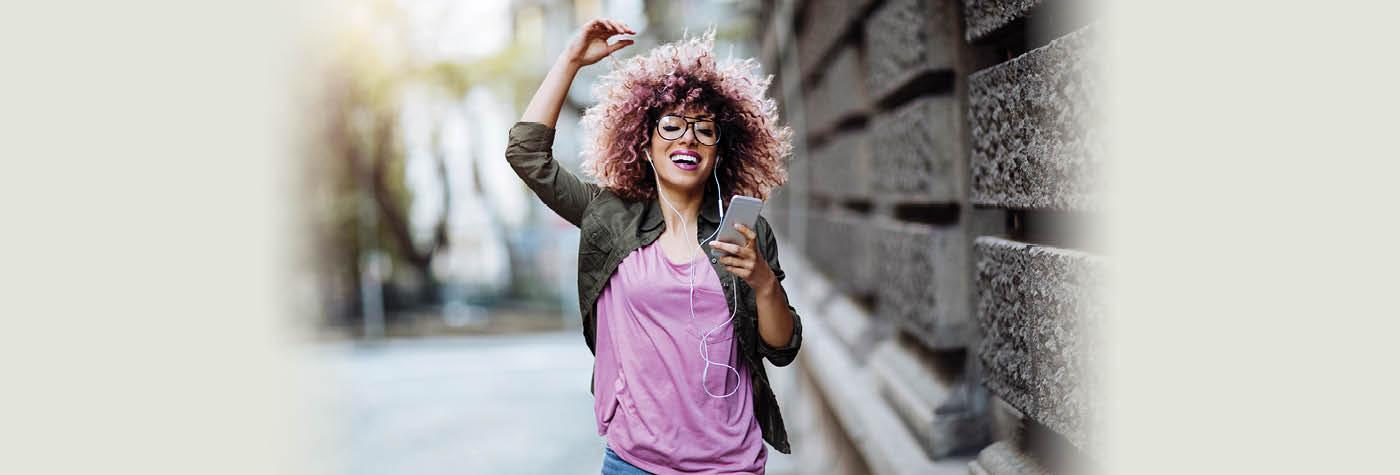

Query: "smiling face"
left=647, top=105, right=720, bottom=196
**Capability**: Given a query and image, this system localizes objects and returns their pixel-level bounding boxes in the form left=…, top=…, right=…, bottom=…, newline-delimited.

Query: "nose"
left=677, top=124, right=698, bottom=146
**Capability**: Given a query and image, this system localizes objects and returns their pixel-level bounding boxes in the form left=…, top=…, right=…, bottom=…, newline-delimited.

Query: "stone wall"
left=969, top=26, right=1101, bottom=211
left=756, top=0, right=1102, bottom=473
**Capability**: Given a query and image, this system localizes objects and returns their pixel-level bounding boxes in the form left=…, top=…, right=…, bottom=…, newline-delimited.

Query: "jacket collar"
left=639, top=184, right=723, bottom=234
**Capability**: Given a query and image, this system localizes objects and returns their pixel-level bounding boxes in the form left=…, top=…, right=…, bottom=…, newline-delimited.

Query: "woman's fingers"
left=590, top=18, right=634, bottom=36
left=723, top=261, right=750, bottom=275
left=735, top=224, right=758, bottom=249
left=707, top=240, right=738, bottom=255
left=719, top=255, right=752, bottom=270
left=588, top=19, right=615, bottom=38
left=709, top=240, right=756, bottom=261
left=605, top=39, right=634, bottom=55
left=605, top=19, right=633, bottom=34
left=580, top=19, right=634, bottom=48
left=605, top=19, right=626, bottom=35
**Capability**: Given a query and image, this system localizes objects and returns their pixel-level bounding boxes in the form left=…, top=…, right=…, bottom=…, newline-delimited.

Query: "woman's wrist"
left=557, top=53, right=584, bottom=73
left=754, top=277, right=781, bottom=300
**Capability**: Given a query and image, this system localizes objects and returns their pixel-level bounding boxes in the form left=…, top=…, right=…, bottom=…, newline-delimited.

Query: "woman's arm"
left=709, top=220, right=803, bottom=366
left=753, top=269, right=796, bottom=349
left=506, top=19, right=634, bottom=227
left=521, top=19, right=634, bottom=127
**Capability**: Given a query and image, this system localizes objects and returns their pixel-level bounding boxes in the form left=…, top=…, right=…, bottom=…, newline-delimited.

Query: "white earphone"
left=645, top=148, right=741, bottom=398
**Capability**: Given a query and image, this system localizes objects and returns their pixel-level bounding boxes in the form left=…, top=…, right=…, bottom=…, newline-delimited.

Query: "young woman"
left=506, top=18, right=802, bottom=475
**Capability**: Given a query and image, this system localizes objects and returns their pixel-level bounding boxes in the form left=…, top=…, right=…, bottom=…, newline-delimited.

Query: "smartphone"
left=710, top=195, right=764, bottom=257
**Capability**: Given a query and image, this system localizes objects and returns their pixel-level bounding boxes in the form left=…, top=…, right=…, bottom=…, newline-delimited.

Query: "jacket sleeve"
left=506, top=121, right=600, bottom=227
left=755, top=216, right=803, bottom=367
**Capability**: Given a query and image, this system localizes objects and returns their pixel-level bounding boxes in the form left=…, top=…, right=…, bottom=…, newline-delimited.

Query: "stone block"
left=865, top=0, right=959, bottom=101
left=811, top=128, right=871, bottom=200
left=963, top=0, right=1042, bottom=42
left=967, top=441, right=1052, bottom=475
left=969, top=26, right=1101, bottom=211
left=870, top=96, right=961, bottom=202
left=805, top=211, right=875, bottom=295
left=975, top=236, right=1103, bottom=452
left=873, top=221, right=973, bottom=349
left=869, top=338, right=988, bottom=460
left=799, top=310, right=972, bottom=475
left=798, top=0, right=862, bottom=76
left=824, top=291, right=893, bottom=364
left=804, top=44, right=870, bottom=134
left=789, top=370, right=876, bottom=475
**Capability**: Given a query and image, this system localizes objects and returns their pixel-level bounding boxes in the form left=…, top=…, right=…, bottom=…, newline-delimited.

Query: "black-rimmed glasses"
left=656, top=114, right=720, bottom=146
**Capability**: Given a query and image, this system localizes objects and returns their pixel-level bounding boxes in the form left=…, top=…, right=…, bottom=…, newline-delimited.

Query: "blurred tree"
left=302, top=0, right=539, bottom=327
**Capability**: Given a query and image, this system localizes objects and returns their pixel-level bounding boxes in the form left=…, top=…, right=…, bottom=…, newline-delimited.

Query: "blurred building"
left=754, top=0, right=1102, bottom=473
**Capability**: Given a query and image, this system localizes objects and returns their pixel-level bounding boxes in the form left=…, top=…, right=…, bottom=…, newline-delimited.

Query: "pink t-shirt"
left=593, top=240, right=767, bottom=474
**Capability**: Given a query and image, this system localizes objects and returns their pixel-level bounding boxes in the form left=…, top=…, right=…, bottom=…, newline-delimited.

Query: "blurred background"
left=298, top=0, right=1100, bottom=474
left=298, top=0, right=765, bottom=341
left=296, top=0, right=795, bottom=473
left=10, top=0, right=1400, bottom=474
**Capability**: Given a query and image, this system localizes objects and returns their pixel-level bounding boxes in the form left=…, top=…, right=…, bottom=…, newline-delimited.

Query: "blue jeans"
left=602, top=447, right=654, bottom=475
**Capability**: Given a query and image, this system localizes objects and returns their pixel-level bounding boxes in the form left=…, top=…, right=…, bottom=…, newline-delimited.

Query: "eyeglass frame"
left=654, top=114, right=721, bottom=146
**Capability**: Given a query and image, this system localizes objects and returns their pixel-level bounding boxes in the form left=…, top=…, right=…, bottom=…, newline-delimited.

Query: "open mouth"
left=669, top=150, right=700, bottom=171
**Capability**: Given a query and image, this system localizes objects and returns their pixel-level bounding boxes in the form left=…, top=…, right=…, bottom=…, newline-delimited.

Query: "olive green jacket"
left=505, top=121, right=802, bottom=454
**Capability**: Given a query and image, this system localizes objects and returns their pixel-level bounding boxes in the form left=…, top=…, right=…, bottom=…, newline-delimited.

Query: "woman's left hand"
left=708, top=224, right=776, bottom=293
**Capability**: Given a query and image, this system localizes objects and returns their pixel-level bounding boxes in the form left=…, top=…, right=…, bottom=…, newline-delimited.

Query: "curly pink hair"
left=580, top=30, right=793, bottom=202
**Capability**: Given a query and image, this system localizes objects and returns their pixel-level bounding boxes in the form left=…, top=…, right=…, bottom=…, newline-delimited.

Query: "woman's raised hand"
left=520, top=19, right=633, bottom=128
left=564, top=19, right=635, bottom=68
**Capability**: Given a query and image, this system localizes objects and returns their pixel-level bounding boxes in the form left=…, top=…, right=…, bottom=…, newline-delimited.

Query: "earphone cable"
left=646, top=152, right=741, bottom=398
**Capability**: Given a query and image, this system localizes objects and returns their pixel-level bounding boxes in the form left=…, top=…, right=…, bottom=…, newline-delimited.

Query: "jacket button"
left=710, top=257, right=718, bottom=264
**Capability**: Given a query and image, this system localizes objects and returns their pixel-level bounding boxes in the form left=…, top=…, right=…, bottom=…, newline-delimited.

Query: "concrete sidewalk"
left=316, top=330, right=795, bottom=474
